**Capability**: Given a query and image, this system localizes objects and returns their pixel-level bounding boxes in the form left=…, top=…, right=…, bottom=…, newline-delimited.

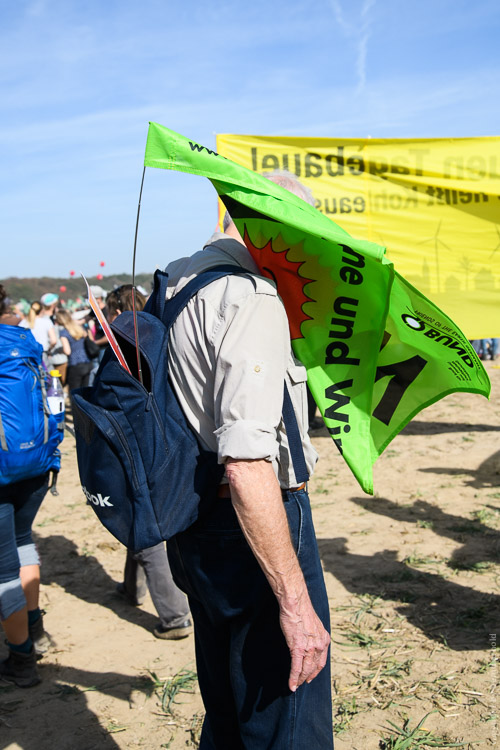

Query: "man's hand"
left=279, top=594, right=330, bottom=692
left=226, top=458, right=330, bottom=693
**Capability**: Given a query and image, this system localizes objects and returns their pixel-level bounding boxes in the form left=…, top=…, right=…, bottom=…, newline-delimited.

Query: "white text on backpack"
left=82, top=485, right=114, bottom=507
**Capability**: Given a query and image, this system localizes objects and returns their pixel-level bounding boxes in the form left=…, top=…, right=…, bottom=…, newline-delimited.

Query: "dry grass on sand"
left=1, top=363, right=499, bottom=749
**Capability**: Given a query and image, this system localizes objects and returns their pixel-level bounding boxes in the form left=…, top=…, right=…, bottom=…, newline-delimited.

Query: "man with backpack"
left=0, top=285, right=62, bottom=687
left=71, top=172, right=332, bottom=746
left=163, top=173, right=333, bottom=748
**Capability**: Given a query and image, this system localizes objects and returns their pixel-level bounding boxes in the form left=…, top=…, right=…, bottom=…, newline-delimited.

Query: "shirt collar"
left=203, top=232, right=260, bottom=274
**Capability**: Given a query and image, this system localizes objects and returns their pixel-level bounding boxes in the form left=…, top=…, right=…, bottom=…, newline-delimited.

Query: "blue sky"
left=1, top=0, right=499, bottom=280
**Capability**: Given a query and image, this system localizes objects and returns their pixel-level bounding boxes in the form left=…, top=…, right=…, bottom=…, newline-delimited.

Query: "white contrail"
left=330, top=0, right=376, bottom=92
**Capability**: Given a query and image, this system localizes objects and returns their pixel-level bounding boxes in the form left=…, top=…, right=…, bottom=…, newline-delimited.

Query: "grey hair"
left=261, top=169, right=316, bottom=206
left=222, top=169, right=315, bottom=231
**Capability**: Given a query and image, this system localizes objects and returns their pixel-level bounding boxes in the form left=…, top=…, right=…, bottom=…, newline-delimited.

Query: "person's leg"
left=12, top=475, right=52, bottom=658
left=168, top=512, right=245, bottom=749
left=20, top=565, right=39, bottom=611
left=282, top=489, right=333, bottom=749
left=0, top=483, right=46, bottom=640
left=168, top=494, right=333, bottom=750
left=65, top=365, right=79, bottom=392
left=470, top=340, right=482, bottom=357
left=87, top=360, right=100, bottom=387
left=0, top=483, right=45, bottom=688
left=80, top=362, right=93, bottom=388
left=134, top=543, right=190, bottom=635
left=117, top=549, right=147, bottom=605
left=0, top=501, right=28, bottom=644
left=307, top=385, right=316, bottom=425
left=2, top=607, right=28, bottom=645
left=307, top=386, right=324, bottom=432
left=228, top=490, right=332, bottom=749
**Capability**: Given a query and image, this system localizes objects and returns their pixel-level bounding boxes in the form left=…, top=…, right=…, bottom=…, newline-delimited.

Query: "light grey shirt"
left=165, top=233, right=318, bottom=489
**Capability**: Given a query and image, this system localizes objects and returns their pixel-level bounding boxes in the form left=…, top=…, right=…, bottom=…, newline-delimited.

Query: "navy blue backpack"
left=71, top=266, right=308, bottom=551
left=0, top=325, right=62, bottom=486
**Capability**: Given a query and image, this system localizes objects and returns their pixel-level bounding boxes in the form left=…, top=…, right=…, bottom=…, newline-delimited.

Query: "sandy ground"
left=1, top=362, right=499, bottom=750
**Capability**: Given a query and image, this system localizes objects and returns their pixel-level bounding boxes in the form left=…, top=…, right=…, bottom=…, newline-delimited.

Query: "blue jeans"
left=0, top=474, right=49, bottom=620
left=168, top=489, right=333, bottom=750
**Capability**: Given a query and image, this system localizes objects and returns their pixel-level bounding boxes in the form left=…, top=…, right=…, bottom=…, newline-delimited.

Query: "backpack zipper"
left=105, top=411, right=140, bottom=490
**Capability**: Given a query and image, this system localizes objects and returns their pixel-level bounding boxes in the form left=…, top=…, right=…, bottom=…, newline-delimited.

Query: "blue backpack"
left=0, top=325, right=62, bottom=486
left=71, top=266, right=308, bottom=552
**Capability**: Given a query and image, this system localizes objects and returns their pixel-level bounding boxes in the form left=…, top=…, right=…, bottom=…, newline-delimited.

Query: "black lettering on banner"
left=325, top=341, right=360, bottom=366
left=329, top=318, right=355, bottom=339
left=341, top=245, right=365, bottom=268
left=447, top=341, right=467, bottom=357
left=373, top=356, right=427, bottom=426
left=424, top=329, right=439, bottom=339
left=325, top=247, right=364, bottom=366
left=324, top=380, right=352, bottom=423
left=353, top=196, right=365, bottom=212
left=346, top=156, right=364, bottom=175
left=333, top=297, right=358, bottom=317
left=324, top=379, right=353, bottom=453
left=262, top=154, right=280, bottom=171
left=325, top=148, right=345, bottom=176
left=305, top=153, right=322, bottom=178
left=188, top=142, right=219, bottom=156
left=435, top=335, right=453, bottom=346
left=340, top=197, right=352, bottom=213
left=246, top=146, right=458, bottom=183
left=319, top=196, right=366, bottom=215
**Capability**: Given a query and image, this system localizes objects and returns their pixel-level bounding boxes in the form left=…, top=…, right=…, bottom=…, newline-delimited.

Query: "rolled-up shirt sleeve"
left=212, top=290, right=290, bottom=464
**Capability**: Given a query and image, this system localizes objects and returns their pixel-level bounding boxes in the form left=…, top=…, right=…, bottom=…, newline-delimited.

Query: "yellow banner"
left=216, top=135, right=500, bottom=339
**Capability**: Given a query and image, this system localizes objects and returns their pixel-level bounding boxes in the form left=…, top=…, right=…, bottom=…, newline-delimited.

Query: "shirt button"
left=254, top=365, right=261, bottom=373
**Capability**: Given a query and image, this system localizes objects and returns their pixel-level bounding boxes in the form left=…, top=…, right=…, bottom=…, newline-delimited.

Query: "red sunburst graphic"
left=243, top=227, right=314, bottom=340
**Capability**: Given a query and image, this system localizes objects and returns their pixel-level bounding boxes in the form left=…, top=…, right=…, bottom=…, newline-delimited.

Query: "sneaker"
left=29, top=611, right=55, bottom=659
left=153, top=619, right=193, bottom=640
left=115, top=582, right=145, bottom=607
left=0, top=647, right=41, bottom=688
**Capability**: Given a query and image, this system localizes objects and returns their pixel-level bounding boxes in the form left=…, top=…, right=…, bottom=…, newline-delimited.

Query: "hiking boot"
left=0, top=647, right=41, bottom=688
left=29, top=611, right=55, bottom=659
left=153, top=619, right=193, bottom=640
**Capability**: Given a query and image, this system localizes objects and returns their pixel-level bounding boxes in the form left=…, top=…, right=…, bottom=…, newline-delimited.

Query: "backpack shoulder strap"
left=143, top=268, right=169, bottom=321
left=282, top=385, right=309, bottom=484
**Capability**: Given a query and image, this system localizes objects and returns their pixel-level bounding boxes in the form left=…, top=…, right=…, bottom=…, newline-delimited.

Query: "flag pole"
left=132, top=166, right=146, bottom=385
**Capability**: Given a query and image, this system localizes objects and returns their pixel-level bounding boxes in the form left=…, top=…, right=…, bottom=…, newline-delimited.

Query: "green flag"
left=144, top=122, right=491, bottom=493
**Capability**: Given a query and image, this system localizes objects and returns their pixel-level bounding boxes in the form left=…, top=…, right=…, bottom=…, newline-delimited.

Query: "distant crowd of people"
left=470, top=338, right=498, bottom=361
left=0, top=280, right=192, bottom=691
left=13, top=285, right=110, bottom=390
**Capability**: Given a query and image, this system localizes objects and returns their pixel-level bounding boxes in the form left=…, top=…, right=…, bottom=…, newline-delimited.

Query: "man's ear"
left=225, top=221, right=245, bottom=246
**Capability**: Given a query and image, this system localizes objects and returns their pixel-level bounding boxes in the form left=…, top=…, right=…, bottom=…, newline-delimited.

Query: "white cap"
left=89, top=285, right=106, bottom=299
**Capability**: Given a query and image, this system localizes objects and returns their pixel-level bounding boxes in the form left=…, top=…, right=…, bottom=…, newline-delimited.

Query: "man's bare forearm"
left=226, top=458, right=330, bottom=691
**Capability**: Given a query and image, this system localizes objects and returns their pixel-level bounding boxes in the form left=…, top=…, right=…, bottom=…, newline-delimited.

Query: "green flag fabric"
left=144, top=122, right=490, bottom=493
